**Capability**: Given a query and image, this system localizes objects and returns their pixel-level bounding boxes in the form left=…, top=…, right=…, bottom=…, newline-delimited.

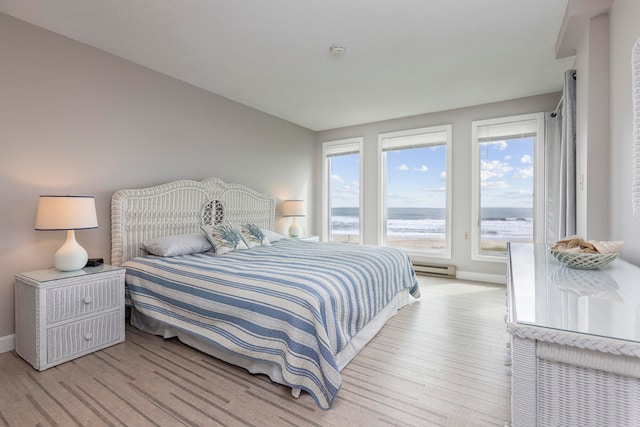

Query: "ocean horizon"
left=330, top=207, right=533, bottom=240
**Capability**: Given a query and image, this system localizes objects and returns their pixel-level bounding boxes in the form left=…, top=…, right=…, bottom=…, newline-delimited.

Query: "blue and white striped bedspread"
left=123, top=239, right=420, bottom=409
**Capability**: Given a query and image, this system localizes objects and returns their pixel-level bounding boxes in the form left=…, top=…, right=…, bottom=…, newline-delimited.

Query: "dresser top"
left=508, top=243, right=640, bottom=344
left=17, top=264, right=124, bottom=283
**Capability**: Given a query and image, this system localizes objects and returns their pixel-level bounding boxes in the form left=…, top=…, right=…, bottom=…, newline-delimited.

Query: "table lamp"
left=282, top=200, right=306, bottom=237
left=35, top=195, right=98, bottom=271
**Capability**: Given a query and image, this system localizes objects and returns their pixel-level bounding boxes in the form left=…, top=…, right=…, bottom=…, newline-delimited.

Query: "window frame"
left=321, top=137, right=364, bottom=243
left=470, top=112, right=545, bottom=262
left=377, top=124, right=452, bottom=259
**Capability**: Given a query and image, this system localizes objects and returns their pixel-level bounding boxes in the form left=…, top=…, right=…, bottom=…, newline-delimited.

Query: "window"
left=471, top=113, right=545, bottom=262
left=322, top=137, right=363, bottom=243
left=378, top=125, right=452, bottom=257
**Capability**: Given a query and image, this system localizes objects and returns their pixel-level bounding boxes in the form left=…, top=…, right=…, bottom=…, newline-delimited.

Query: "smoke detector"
left=329, top=45, right=346, bottom=56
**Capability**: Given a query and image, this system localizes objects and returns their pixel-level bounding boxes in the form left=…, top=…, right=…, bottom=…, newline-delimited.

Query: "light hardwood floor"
left=0, top=277, right=511, bottom=426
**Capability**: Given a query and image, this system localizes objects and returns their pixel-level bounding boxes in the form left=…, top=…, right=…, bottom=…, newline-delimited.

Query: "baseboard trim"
left=456, top=270, right=506, bottom=285
left=0, top=334, right=15, bottom=353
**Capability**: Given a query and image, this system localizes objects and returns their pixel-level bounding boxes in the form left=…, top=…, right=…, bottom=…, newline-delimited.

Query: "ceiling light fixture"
left=329, top=44, right=346, bottom=56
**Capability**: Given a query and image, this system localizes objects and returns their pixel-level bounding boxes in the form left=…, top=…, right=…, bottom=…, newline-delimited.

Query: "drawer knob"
left=84, top=333, right=93, bottom=341
left=83, top=296, right=93, bottom=304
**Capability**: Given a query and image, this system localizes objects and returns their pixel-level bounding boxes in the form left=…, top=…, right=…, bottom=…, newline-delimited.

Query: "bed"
left=111, top=177, right=420, bottom=409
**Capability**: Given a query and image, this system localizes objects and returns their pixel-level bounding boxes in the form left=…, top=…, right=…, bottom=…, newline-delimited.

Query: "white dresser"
left=506, top=243, right=640, bottom=426
left=15, top=265, right=125, bottom=370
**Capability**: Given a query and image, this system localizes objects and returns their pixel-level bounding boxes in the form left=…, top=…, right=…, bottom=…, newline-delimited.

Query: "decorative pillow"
left=235, top=223, right=271, bottom=248
left=261, top=229, right=287, bottom=243
left=201, top=223, right=248, bottom=255
left=141, top=233, right=212, bottom=257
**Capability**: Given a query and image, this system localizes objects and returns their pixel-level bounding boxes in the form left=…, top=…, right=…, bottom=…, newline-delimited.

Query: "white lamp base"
left=289, top=217, right=302, bottom=238
left=54, top=230, right=88, bottom=271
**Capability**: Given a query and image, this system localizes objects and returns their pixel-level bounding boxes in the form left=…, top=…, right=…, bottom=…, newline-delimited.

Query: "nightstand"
left=293, top=235, right=320, bottom=241
left=15, top=265, right=125, bottom=371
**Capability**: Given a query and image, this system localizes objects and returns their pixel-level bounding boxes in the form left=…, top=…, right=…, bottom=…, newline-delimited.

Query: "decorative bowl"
left=549, top=249, right=618, bottom=270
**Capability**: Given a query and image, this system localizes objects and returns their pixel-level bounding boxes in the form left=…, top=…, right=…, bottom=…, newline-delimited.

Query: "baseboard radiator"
left=412, top=262, right=456, bottom=278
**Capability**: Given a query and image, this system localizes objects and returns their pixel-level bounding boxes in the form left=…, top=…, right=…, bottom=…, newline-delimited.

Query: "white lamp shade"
left=35, top=196, right=98, bottom=230
left=35, top=195, right=98, bottom=271
left=282, top=200, right=306, bottom=217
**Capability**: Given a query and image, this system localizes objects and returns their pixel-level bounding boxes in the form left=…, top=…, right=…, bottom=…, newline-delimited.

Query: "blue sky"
left=385, top=146, right=447, bottom=208
left=330, top=137, right=534, bottom=209
left=329, top=153, right=360, bottom=208
left=479, top=137, right=534, bottom=208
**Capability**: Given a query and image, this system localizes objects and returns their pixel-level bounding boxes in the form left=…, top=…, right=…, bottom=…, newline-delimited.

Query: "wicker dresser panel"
left=538, top=359, right=640, bottom=426
left=46, top=276, right=121, bottom=324
left=46, top=311, right=122, bottom=365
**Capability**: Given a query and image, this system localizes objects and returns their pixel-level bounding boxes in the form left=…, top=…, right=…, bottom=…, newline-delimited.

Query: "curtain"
left=545, top=70, right=577, bottom=243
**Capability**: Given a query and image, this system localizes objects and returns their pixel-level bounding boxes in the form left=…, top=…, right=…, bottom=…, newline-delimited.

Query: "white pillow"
left=234, top=223, right=271, bottom=249
left=201, top=223, right=248, bottom=255
left=261, top=229, right=287, bottom=243
left=141, top=233, right=212, bottom=257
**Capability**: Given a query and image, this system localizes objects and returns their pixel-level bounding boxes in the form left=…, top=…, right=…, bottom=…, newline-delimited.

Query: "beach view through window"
left=383, top=145, right=447, bottom=251
left=328, top=152, right=360, bottom=243
left=478, top=136, right=535, bottom=253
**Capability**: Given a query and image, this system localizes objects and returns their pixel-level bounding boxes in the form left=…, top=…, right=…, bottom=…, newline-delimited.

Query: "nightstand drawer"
left=47, top=310, right=123, bottom=365
left=46, top=275, right=121, bottom=324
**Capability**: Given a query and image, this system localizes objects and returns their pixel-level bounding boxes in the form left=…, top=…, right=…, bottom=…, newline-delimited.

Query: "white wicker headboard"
left=111, top=177, right=276, bottom=266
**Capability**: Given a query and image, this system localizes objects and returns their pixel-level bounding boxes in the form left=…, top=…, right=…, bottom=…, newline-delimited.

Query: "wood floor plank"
left=0, top=277, right=511, bottom=426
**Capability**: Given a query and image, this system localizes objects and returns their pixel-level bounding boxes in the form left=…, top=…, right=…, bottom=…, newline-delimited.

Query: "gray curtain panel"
left=545, top=70, right=577, bottom=243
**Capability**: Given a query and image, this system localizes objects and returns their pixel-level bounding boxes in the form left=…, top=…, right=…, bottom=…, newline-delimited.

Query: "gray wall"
left=609, top=0, right=640, bottom=264
left=315, top=93, right=560, bottom=280
left=0, top=13, right=315, bottom=339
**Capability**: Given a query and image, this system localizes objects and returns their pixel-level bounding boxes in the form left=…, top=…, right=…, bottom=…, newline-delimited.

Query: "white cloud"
left=397, top=164, right=409, bottom=171
left=481, top=180, right=510, bottom=189
left=504, top=155, right=512, bottom=160
left=480, top=159, right=512, bottom=181
left=488, top=140, right=508, bottom=150
left=439, top=171, right=446, bottom=180
left=351, top=181, right=360, bottom=187
left=513, top=167, right=533, bottom=179
left=330, top=174, right=344, bottom=183
left=417, top=165, right=428, bottom=172
left=481, top=170, right=499, bottom=181
left=520, top=154, right=533, bottom=164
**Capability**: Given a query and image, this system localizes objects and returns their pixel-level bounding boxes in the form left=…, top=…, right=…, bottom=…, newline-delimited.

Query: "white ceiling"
left=0, top=0, right=574, bottom=131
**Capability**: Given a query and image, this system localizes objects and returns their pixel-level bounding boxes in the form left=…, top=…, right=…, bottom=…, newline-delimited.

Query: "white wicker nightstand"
left=15, top=265, right=125, bottom=371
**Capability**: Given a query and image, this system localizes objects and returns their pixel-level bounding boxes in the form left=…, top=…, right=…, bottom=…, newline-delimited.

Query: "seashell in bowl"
left=549, top=249, right=618, bottom=269
left=550, top=237, right=623, bottom=269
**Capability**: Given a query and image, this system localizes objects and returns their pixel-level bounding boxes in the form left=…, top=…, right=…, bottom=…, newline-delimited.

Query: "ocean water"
left=331, top=207, right=533, bottom=240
